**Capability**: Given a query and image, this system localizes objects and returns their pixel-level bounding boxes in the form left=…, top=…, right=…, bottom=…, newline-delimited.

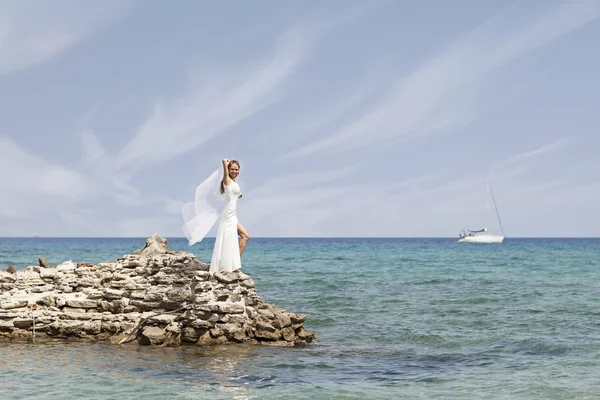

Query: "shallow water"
left=1, top=237, right=599, bottom=399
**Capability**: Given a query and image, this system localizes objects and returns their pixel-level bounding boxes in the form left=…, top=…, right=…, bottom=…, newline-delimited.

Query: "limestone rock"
left=0, top=233, right=315, bottom=347
left=36, top=294, right=55, bottom=307
left=165, top=285, right=193, bottom=303
left=1, top=300, right=27, bottom=310
left=148, top=314, right=177, bottom=324
left=65, top=299, right=98, bottom=309
left=214, top=271, right=239, bottom=284
left=181, top=327, right=206, bottom=343
left=132, top=233, right=171, bottom=257
left=197, top=331, right=228, bottom=346
left=38, top=256, right=51, bottom=269
left=56, top=261, right=76, bottom=272
left=282, top=327, right=296, bottom=342
left=272, top=312, right=292, bottom=329
left=140, top=326, right=166, bottom=345
left=13, top=318, right=34, bottom=329
left=39, top=269, right=57, bottom=279
left=296, top=328, right=316, bottom=341
left=103, top=288, right=124, bottom=300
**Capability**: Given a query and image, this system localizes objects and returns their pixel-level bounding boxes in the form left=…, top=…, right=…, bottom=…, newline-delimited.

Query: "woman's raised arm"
left=222, top=158, right=231, bottom=186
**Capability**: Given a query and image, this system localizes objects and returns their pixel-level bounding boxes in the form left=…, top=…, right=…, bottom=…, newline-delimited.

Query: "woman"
left=181, top=158, right=249, bottom=272
left=211, top=158, right=250, bottom=272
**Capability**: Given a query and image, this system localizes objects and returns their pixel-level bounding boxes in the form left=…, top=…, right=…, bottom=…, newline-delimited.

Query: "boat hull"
left=458, top=235, right=504, bottom=243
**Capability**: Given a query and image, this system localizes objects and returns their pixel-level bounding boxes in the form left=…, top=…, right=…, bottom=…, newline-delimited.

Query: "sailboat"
left=458, top=174, right=505, bottom=243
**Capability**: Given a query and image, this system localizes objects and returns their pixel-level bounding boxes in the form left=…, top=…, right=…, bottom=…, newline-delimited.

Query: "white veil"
left=182, top=168, right=226, bottom=246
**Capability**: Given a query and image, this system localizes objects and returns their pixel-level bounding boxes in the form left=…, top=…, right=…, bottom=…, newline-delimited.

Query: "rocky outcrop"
left=0, top=234, right=315, bottom=347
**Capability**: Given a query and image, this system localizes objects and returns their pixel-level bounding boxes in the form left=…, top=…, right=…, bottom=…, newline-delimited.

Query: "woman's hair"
left=220, top=160, right=240, bottom=194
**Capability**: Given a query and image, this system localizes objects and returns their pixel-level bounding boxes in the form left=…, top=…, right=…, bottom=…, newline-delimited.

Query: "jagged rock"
left=83, top=320, right=102, bottom=335
left=216, top=302, right=245, bottom=314
left=1, top=300, right=27, bottom=310
left=255, top=327, right=281, bottom=341
left=38, top=257, right=50, bottom=269
left=188, top=319, right=213, bottom=329
left=181, top=327, right=206, bottom=342
left=61, top=321, right=85, bottom=336
left=65, top=299, right=98, bottom=309
left=31, top=284, right=54, bottom=293
left=0, top=234, right=315, bottom=347
left=16, top=270, right=41, bottom=281
left=103, top=288, right=124, bottom=300
left=296, top=328, right=316, bottom=341
left=160, top=299, right=183, bottom=310
left=101, top=321, right=120, bottom=333
left=140, top=326, right=166, bottom=345
left=0, top=272, right=16, bottom=283
left=165, top=322, right=181, bottom=335
left=282, top=327, right=296, bottom=342
left=0, top=321, right=14, bottom=332
left=148, top=314, right=177, bottom=324
left=187, top=259, right=210, bottom=272
left=165, top=285, right=193, bottom=302
left=12, top=318, right=34, bottom=329
left=290, top=313, right=306, bottom=324
left=132, top=233, right=171, bottom=257
left=272, top=313, right=292, bottom=329
left=214, top=271, right=240, bottom=284
left=197, top=331, right=228, bottom=346
left=56, top=261, right=76, bottom=272
left=240, top=278, right=255, bottom=289
left=36, top=294, right=55, bottom=307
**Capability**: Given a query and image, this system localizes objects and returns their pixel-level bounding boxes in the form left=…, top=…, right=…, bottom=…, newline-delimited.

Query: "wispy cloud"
left=288, top=2, right=600, bottom=158
left=0, top=0, right=132, bottom=75
left=113, top=25, right=317, bottom=172
left=491, top=138, right=570, bottom=171
left=242, top=133, right=583, bottom=237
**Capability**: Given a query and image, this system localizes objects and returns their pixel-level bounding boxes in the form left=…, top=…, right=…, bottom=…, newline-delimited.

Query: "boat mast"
left=488, top=176, right=505, bottom=236
left=485, top=173, right=489, bottom=232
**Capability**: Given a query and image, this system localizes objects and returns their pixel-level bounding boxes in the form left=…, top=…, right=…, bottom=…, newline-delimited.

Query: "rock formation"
left=0, top=234, right=315, bottom=347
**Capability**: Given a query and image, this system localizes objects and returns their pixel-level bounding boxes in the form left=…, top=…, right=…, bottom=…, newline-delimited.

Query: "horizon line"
left=1, top=236, right=600, bottom=239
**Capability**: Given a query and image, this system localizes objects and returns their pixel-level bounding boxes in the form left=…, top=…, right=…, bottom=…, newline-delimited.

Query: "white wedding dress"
left=181, top=168, right=242, bottom=273
left=209, top=180, right=241, bottom=272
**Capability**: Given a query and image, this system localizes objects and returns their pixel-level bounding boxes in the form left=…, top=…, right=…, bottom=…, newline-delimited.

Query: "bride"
left=181, top=158, right=250, bottom=272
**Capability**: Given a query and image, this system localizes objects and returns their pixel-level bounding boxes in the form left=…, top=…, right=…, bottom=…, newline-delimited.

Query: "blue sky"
left=1, top=0, right=599, bottom=238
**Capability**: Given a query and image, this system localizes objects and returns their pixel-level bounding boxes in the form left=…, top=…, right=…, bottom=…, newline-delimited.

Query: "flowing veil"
left=182, top=168, right=226, bottom=246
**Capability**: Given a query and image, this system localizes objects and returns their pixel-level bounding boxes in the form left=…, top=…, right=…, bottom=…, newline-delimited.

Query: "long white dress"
left=209, top=180, right=241, bottom=272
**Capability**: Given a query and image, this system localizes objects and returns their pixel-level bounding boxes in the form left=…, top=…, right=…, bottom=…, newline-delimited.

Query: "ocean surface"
left=1, top=237, right=599, bottom=399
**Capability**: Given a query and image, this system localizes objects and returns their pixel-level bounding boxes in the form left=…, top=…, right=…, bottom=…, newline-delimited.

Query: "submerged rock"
left=0, top=234, right=315, bottom=348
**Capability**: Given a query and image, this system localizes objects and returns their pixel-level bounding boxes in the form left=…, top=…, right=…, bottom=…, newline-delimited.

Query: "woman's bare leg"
left=237, top=222, right=250, bottom=259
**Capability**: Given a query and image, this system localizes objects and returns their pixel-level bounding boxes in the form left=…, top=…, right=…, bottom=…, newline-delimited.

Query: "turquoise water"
left=1, top=238, right=599, bottom=399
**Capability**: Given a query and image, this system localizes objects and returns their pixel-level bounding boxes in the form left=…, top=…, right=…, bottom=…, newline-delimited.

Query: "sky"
left=1, top=0, right=599, bottom=238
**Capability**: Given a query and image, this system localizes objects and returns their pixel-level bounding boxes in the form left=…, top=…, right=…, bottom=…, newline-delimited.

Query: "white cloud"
left=491, top=138, right=569, bottom=171
left=240, top=134, right=592, bottom=237
left=0, top=136, right=93, bottom=219
left=0, top=0, right=132, bottom=75
left=79, top=128, right=107, bottom=165
left=288, top=2, right=600, bottom=157
left=113, top=25, right=317, bottom=172
left=1, top=2, right=598, bottom=238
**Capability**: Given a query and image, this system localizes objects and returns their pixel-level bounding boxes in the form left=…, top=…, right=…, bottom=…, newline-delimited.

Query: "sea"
left=0, top=237, right=599, bottom=399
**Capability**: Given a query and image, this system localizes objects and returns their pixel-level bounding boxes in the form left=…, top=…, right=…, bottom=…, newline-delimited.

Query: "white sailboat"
left=458, top=174, right=505, bottom=243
